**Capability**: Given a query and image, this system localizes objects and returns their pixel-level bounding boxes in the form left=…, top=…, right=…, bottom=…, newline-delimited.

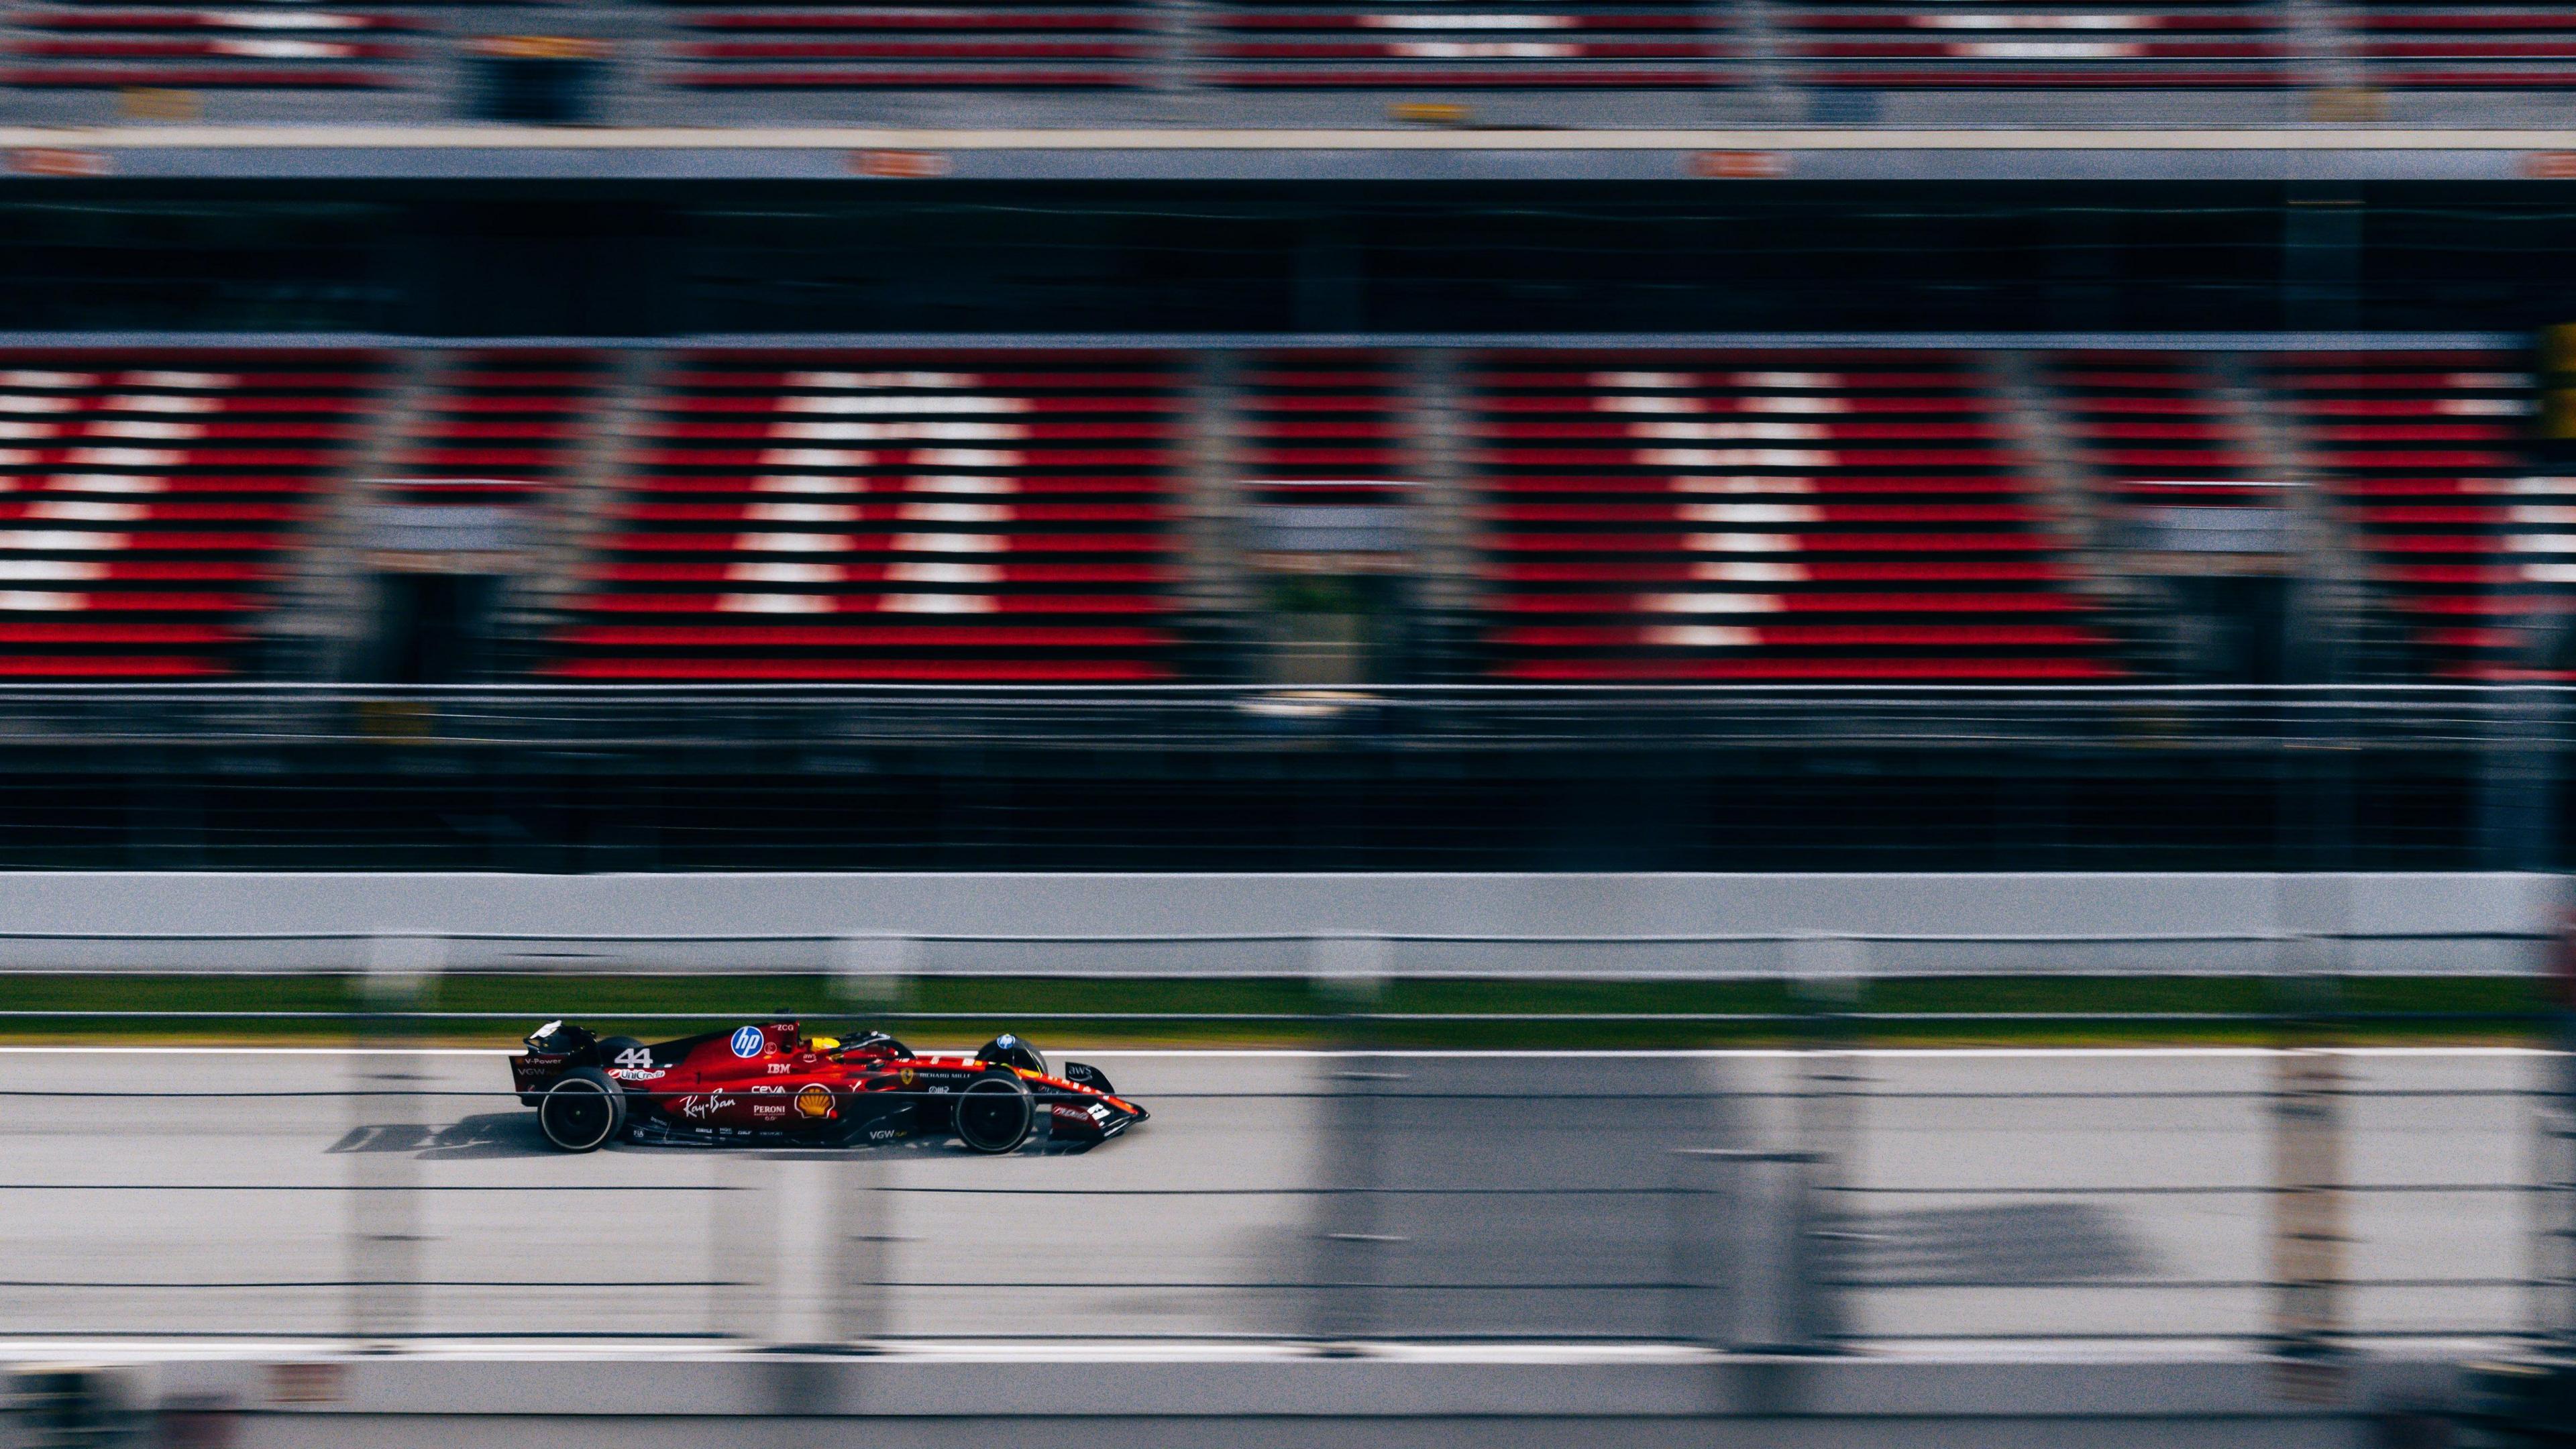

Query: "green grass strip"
left=0, top=973, right=2550, bottom=1049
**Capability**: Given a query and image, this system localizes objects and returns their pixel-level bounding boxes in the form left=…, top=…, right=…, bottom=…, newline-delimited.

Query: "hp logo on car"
left=730, top=1025, right=764, bottom=1058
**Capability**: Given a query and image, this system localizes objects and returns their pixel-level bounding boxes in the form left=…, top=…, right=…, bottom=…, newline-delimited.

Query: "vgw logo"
left=730, top=1025, right=765, bottom=1058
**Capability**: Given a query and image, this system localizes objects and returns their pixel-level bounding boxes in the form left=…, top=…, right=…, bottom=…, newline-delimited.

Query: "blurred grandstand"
left=0, top=334, right=2540, bottom=871
left=0, top=339, right=2532, bottom=687
left=13, top=0, right=2576, bottom=124
left=0, top=3, right=2563, bottom=874
left=0, top=26, right=2575, bottom=1449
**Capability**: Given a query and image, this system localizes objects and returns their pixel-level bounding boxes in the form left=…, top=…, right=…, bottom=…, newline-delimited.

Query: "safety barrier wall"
left=0, top=1354, right=2501, bottom=1449
left=0, top=871, right=2552, bottom=974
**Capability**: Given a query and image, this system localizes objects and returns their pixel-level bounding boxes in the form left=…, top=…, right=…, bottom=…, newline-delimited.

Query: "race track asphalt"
left=0, top=1046, right=2547, bottom=1346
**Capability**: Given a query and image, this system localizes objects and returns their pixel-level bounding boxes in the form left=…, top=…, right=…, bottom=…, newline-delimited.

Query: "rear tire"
left=953, top=1073, right=1034, bottom=1155
left=538, top=1067, right=625, bottom=1152
left=597, top=1036, right=650, bottom=1073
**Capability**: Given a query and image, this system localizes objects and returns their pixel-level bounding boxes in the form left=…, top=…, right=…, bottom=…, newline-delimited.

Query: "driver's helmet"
left=975, top=1033, right=1048, bottom=1077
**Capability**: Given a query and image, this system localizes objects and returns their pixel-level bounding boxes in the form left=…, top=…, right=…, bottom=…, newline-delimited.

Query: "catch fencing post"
left=2540, top=915, right=2576, bottom=1352
left=825, top=934, right=906, bottom=1345
left=346, top=931, right=441, bottom=1346
left=830, top=1153, right=891, bottom=1347
left=833, top=934, right=916, bottom=1015
left=1670, top=1148, right=1829, bottom=1352
left=1785, top=934, right=1865, bottom=1350
left=2267, top=945, right=2347, bottom=1372
left=710, top=1152, right=771, bottom=1342
left=1310, top=934, right=1397, bottom=1347
left=765, top=1154, right=888, bottom=1350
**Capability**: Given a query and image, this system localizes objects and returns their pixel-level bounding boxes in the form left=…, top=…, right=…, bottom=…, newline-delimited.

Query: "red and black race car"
left=510, top=1018, right=1146, bottom=1154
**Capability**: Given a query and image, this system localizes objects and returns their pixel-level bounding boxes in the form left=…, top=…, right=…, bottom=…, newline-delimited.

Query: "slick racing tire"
left=538, top=1067, right=627, bottom=1152
left=953, top=1073, right=1036, bottom=1155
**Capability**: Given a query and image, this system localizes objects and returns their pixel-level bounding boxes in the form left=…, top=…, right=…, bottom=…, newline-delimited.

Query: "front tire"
left=538, top=1067, right=626, bottom=1152
left=953, top=1074, right=1034, bottom=1155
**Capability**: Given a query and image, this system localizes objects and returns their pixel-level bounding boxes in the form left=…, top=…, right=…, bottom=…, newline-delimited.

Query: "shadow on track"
left=326, top=1114, right=1102, bottom=1160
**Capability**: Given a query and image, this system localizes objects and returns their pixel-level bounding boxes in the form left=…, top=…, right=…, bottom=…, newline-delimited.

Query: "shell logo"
left=795, top=1083, right=834, bottom=1119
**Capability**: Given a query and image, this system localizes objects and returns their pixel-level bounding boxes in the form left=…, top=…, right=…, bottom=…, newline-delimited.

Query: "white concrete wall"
left=0, top=872, right=2549, bottom=975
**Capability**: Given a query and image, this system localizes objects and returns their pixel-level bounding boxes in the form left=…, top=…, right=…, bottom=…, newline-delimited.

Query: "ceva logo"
left=730, top=1025, right=765, bottom=1057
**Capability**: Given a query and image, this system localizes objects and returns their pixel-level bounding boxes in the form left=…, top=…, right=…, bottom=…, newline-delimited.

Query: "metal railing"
left=0, top=685, right=2546, bottom=869
left=0, top=683, right=2554, bottom=753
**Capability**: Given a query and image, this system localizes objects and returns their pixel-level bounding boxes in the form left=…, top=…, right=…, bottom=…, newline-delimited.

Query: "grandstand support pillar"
left=1988, top=350, right=2100, bottom=545
left=1986, top=351, right=2133, bottom=661
left=2284, top=186, right=2362, bottom=334
left=1148, top=0, right=1205, bottom=117
left=2284, top=0, right=2367, bottom=102
left=1721, top=0, right=1798, bottom=121
left=2214, top=350, right=2352, bottom=690
left=345, top=932, right=442, bottom=1347
left=290, top=349, right=433, bottom=684
left=1403, top=349, right=1479, bottom=680
left=523, top=345, right=655, bottom=692
left=1185, top=350, right=1256, bottom=680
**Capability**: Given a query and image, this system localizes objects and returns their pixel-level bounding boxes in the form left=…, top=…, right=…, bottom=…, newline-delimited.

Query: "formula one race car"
left=510, top=1018, right=1146, bottom=1154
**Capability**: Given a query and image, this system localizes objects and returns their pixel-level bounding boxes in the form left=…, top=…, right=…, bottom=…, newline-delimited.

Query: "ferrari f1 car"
left=510, top=1018, right=1146, bottom=1154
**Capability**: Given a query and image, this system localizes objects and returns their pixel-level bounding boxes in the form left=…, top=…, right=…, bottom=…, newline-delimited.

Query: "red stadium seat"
left=668, top=3, right=1154, bottom=87
left=2, top=3, right=417, bottom=88
left=1201, top=0, right=1733, bottom=87
left=1466, top=351, right=2123, bottom=682
left=2359, top=9, right=2576, bottom=87
left=2259, top=350, right=2547, bottom=678
left=2046, top=352, right=2282, bottom=508
left=386, top=351, right=613, bottom=505
left=1783, top=0, right=2290, bottom=87
left=0, top=350, right=389, bottom=678
left=547, top=350, right=1189, bottom=682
